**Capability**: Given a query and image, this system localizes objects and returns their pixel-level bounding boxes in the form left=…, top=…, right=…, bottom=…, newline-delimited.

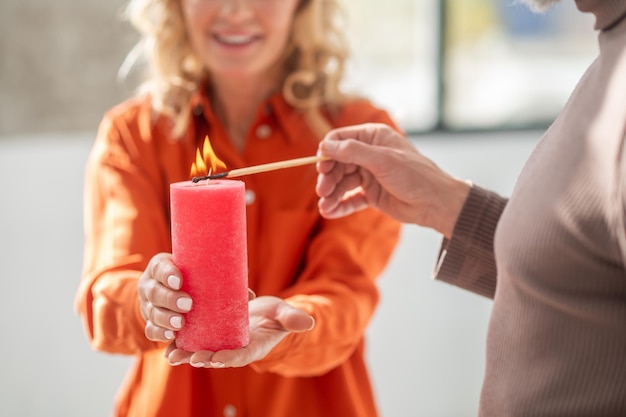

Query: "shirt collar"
left=187, top=86, right=319, bottom=148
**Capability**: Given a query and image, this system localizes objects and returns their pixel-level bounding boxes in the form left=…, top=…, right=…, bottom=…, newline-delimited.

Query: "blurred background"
left=0, top=0, right=597, bottom=416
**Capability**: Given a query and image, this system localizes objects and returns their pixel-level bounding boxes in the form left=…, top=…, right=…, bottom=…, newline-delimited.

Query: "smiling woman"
left=123, top=0, right=349, bottom=141
left=180, top=0, right=301, bottom=150
left=181, top=0, right=298, bottom=74
left=74, top=0, right=403, bottom=416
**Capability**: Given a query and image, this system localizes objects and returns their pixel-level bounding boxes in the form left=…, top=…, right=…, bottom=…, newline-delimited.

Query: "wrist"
left=436, top=178, right=471, bottom=239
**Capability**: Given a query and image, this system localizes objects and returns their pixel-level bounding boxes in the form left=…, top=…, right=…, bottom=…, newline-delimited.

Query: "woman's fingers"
left=146, top=252, right=182, bottom=290
left=145, top=317, right=177, bottom=342
left=139, top=253, right=193, bottom=343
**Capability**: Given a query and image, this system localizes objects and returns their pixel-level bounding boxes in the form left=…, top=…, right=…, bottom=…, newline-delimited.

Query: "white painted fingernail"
left=177, top=297, right=192, bottom=311
left=164, top=330, right=174, bottom=340
left=190, top=362, right=205, bottom=368
left=307, top=316, right=316, bottom=331
left=209, top=361, right=225, bottom=368
left=170, top=316, right=182, bottom=329
left=167, top=275, right=181, bottom=289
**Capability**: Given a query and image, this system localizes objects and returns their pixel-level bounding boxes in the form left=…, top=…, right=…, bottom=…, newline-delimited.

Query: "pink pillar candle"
left=170, top=179, right=250, bottom=351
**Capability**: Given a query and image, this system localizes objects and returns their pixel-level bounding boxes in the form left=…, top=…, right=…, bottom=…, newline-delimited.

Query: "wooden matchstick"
left=192, top=155, right=329, bottom=182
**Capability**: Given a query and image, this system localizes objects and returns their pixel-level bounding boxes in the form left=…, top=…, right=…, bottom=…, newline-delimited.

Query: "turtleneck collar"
left=575, top=0, right=626, bottom=30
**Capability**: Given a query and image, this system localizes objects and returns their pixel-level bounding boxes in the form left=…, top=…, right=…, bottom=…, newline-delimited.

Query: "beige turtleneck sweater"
left=435, top=1, right=626, bottom=416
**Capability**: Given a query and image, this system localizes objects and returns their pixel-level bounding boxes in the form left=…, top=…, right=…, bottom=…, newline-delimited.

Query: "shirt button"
left=192, top=105, right=203, bottom=116
left=245, top=189, right=256, bottom=205
left=255, top=124, right=271, bottom=139
left=223, top=404, right=237, bottom=417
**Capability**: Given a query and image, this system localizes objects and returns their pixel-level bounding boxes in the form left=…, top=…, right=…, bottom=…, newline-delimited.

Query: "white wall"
left=0, top=130, right=540, bottom=417
left=366, top=131, right=539, bottom=416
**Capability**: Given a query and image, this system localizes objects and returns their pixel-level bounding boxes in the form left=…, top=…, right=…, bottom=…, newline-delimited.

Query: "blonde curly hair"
left=121, top=0, right=351, bottom=138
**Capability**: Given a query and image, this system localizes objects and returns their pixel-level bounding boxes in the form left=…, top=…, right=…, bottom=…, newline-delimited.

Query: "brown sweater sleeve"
left=616, top=133, right=626, bottom=267
left=433, top=185, right=508, bottom=299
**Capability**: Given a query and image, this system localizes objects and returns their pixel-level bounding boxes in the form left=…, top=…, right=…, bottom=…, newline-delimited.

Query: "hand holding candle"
left=170, top=137, right=250, bottom=351
left=165, top=295, right=315, bottom=368
left=169, top=137, right=324, bottom=353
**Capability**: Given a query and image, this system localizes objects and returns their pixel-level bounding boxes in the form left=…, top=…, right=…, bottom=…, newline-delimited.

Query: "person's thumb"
left=277, top=303, right=315, bottom=333
left=319, top=139, right=341, bottom=159
left=320, top=138, right=380, bottom=172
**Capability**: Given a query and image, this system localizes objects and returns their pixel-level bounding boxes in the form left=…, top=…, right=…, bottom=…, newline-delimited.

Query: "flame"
left=190, top=135, right=227, bottom=178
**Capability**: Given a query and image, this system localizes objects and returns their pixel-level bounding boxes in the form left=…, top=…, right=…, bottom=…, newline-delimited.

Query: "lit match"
left=192, top=155, right=329, bottom=183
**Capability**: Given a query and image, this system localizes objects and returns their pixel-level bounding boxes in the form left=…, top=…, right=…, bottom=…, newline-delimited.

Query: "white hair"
left=516, top=0, right=562, bottom=12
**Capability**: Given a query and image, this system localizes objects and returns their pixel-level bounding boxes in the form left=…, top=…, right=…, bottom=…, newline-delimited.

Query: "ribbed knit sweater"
left=435, top=1, right=626, bottom=415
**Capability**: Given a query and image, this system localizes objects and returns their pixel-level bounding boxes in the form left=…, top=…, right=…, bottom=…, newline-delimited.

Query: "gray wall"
left=0, top=0, right=137, bottom=135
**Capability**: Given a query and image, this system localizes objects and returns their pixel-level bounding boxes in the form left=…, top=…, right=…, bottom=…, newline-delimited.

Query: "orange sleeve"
left=252, top=211, right=401, bottom=376
left=74, top=104, right=170, bottom=354
left=250, top=101, right=403, bottom=376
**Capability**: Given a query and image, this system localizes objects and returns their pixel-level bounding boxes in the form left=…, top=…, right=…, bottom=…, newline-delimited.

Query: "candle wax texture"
left=170, top=180, right=250, bottom=351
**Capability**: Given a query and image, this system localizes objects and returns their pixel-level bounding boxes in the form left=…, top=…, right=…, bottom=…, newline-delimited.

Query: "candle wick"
left=192, top=171, right=229, bottom=182
left=192, top=168, right=214, bottom=183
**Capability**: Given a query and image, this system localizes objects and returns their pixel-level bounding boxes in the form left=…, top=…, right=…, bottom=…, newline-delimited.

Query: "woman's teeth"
left=217, top=34, right=254, bottom=45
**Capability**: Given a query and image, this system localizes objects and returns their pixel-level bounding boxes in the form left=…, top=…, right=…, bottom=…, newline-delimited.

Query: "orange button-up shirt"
left=75, top=90, right=401, bottom=417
